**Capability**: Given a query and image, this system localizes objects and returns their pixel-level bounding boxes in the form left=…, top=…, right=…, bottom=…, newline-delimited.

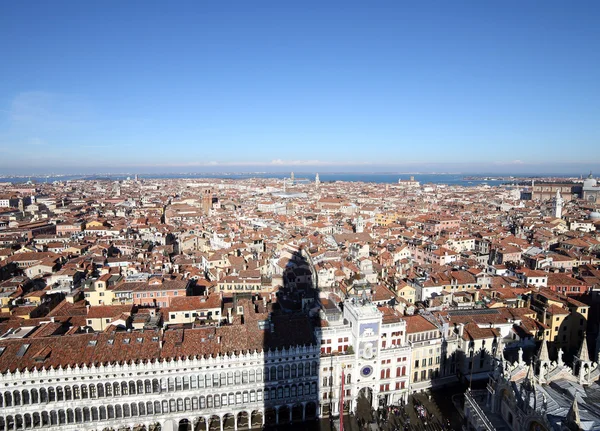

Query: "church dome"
left=589, top=211, right=600, bottom=220
left=583, top=172, right=597, bottom=188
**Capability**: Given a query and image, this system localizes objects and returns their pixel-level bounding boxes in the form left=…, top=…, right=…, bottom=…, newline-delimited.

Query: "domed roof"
left=584, top=172, right=597, bottom=188
left=589, top=211, right=600, bottom=220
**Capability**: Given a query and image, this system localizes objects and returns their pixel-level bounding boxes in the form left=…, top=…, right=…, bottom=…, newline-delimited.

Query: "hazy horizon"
left=1, top=162, right=598, bottom=178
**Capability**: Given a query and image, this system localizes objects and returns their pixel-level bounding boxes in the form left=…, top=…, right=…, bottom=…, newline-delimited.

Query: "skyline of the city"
left=2, top=162, right=600, bottom=177
left=2, top=1, right=600, bottom=172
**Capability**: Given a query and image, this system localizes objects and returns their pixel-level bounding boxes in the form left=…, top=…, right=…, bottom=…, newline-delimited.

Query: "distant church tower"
left=315, top=173, right=320, bottom=189
left=202, top=188, right=213, bottom=215
left=113, top=181, right=121, bottom=197
left=553, top=190, right=563, bottom=218
left=355, top=216, right=365, bottom=233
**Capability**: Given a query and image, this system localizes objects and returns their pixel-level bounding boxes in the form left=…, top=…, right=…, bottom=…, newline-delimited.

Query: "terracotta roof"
left=403, top=314, right=437, bottom=334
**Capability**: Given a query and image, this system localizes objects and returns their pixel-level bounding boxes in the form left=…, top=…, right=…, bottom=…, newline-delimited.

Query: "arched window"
left=56, top=387, right=64, bottom=401
left=40, top=388, right=48, bottom=403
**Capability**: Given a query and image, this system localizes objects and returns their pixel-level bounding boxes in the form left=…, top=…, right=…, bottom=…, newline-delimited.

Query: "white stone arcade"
left=0, top=346, right=320, bottom=431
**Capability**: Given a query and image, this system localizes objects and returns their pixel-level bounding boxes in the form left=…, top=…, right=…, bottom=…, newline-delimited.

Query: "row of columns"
left=0, top=401, right=318, bottom=431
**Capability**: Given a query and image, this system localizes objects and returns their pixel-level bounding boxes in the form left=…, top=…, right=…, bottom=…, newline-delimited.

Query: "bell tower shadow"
left=260, top=244, right=321, bottom=430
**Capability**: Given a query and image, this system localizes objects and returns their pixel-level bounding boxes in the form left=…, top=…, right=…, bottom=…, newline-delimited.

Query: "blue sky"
left=1, top=1, right=599, bottom=174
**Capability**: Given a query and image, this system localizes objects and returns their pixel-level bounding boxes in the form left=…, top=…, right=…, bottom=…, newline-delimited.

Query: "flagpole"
left=340, top=366, right=345, bottom=431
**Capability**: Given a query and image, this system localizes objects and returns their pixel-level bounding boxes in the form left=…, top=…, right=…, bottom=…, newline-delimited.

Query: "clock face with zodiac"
left=360, top=365, right=373, bottom=377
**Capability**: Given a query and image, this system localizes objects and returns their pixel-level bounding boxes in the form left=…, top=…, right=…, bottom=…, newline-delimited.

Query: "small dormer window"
left=123, top=338, right=130, bottom=344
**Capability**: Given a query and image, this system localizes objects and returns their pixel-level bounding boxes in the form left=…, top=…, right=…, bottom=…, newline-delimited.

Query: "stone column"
left=204, top=416, right=210, bottom=431
left=302, top=403, right=306, bottom=421
left=234, top=413, right=238, bottom=431
left=219, top=415, right=224, bottom=431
